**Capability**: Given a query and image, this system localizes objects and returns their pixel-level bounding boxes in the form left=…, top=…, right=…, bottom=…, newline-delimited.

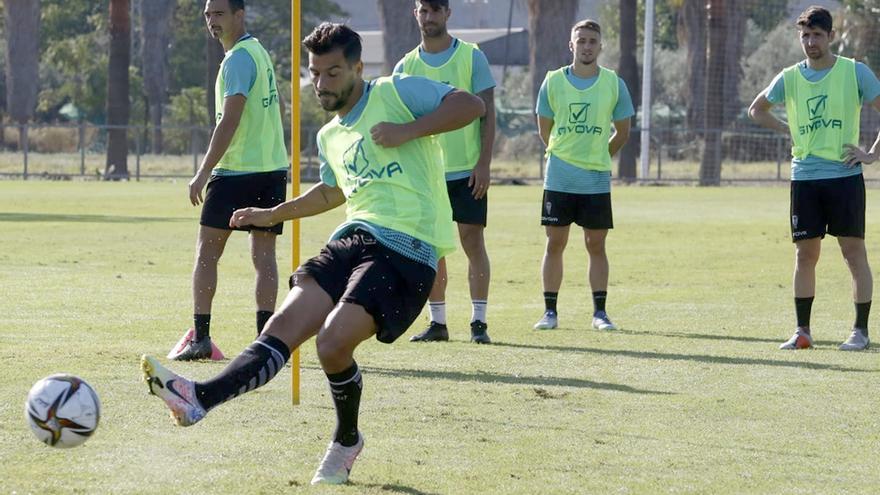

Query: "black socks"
left=543, top=292, right=558, bottom=313
left=195, top=334, right=291, bottom=411
left=326, top=363, right=363, bottom=447
left=194, top=314, right=211, bottom=341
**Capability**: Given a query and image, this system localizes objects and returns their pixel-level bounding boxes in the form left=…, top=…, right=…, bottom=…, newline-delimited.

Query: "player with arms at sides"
left=395, top=0, right=497, bottom=344
left=169, top=0, right=288, bottom=361
left=749, top=6, right=880, bottom=350
left=141, top=23, right=485, bottom=485
left=533, top=19, right=633, bottom=332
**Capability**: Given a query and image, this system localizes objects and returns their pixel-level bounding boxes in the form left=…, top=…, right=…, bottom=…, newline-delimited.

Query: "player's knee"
left=315, top=331, right=351, bottom=364
left=460, top=230, right=486, bottom=257
left=545, top=235, right=567, bottom=255
left=586, top=238, right=606, bottom=256
left=795, top=246, right=819, bottom=266
left=840, top=243, right=867, bottom=265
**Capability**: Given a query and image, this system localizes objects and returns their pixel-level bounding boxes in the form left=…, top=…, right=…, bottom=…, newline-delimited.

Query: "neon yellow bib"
left=402, top=40, right=481, bottom=173
left=545, top=66, right=618, bottom=172
left=215, top=37, right=287, bottom=173
left=783, top=56, right=860, bottom=162
left=317, top=78, right=456, bottom=257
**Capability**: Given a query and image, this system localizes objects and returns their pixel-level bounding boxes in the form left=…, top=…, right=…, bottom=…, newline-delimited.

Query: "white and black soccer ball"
left=24, top=374, right=101, bottom=448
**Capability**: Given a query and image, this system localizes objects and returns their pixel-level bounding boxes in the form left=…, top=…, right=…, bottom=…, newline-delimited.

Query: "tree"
left=838, top=0, right=880, bottom=70
left=4, top=0, right=40, bottom=151
left=376, top=0, right=421, bottom=75
left=699, top=0, right=724, bottom=186
left=141, top=0, right=176, bottom=153
left=106, top=0, right=131, bottom=179
left=526, top=0, right=578, bottom=105
left=679, top=0, right=706, bottom=131
left=617, top=0, right=640, bottom=182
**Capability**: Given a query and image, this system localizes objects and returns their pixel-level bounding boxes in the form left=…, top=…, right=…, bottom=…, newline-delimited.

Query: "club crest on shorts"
left=545, top=201, right=552, bottom=214
left=791, top=214, right=799, bottom=229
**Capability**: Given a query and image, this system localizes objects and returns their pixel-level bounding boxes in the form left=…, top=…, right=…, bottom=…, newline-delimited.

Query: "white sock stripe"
left=266, top=357, right=278, bottom=378
left=327, top=369, right=361, bottom=386
left=429, top=302, right=446, bottom=306
left=253, top=340, right=286, bottom=365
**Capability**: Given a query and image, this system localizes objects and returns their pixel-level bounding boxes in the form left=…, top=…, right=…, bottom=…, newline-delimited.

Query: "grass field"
left=1, top=181, right=879, bottom=494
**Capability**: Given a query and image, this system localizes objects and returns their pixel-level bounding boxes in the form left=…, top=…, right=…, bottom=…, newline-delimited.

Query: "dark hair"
left=796, top=6, right=833, bottom=33
left=415, top=0, right=449, bottom=9
left=303, top=22, right=362, bottom=64
left=228, top=0, right=244, bottom=13
left=571, top=19, right=601, bottom=35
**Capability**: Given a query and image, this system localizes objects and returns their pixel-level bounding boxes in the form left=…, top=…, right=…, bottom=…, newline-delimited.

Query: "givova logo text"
left=557, top=102, right=603, bottom=136
left=799, top=94, right=841, bottom=135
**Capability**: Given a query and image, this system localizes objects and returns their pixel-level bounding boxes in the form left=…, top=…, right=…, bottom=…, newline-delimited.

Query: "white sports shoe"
left=592, top=311, right=618, bottom=331
left=534, top=311, right=558, bottom=330
left=311, top=433, right=364, bottom=485
left=839, top=329, right=870, bottom=351
left=141, top=355, right=207, bottom=426
left=779, top=329, right=813, bottom=350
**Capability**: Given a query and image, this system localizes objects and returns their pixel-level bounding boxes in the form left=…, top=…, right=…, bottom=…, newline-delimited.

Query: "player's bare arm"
left=189, top=94, right=247, bottom=205
left=537, top=115, right=553, bottom=148
left=369, top=89, right=485, bottom=148
left=229, top=182, right=345, bottom=228
left=843, top=96, right=880, bottom=167
left=470, top=87, right=495, bottom=199
left=608, top=118, right=631, bottom=157
left=748, top=93, right=788, bottom=135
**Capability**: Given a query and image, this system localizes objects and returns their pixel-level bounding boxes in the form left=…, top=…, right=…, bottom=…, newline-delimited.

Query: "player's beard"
left=421, top=23, right=445, bottom=39
left=805, top=47, right=824, bottom=60
left=317, top=79, right=355, bottom=112
left=577, top=53, right=597, bottom=66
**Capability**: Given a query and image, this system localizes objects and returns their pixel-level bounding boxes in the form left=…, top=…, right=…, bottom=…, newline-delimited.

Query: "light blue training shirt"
left=393, top=38, right=496, bottom=181
left=764, top=59, right=880, bottom=181
left=319, top=75, right=457, bottom=269
left=214, top=34, right=288, bottom=177
left=536, top=67, right=635, bottom=194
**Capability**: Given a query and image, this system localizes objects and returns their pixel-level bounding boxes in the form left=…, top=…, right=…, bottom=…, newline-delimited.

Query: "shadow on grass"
left=619, top=328, right=841, bottom=346
left=490, top=341, right=877, bottom=373
left=359, top=366, right=672, bottom=395
left=0, top=212, right=188, bottom=223
left=357, top=483, right=442, bottom=495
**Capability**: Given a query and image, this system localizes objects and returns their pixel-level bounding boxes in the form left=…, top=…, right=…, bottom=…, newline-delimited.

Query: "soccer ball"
left=24, top=374, right=101, bottom=448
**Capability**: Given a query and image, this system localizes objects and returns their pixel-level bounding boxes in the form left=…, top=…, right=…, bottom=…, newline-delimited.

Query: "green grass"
left=1, top=181, right=879, bottom=494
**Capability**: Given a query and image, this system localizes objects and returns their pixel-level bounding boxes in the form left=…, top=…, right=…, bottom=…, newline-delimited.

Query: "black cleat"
left=169, top=336, right=214, bottom=361
left=410, top=322, right=449, bottom=342
left=470, top=321, right=491, bottom=344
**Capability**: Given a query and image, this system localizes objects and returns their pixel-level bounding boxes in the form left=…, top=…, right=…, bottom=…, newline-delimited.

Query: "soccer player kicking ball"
left=141, top=23, right=484, bottom=485
left=532, top=19, right=633, bottom=331
left=749, top=6, right=880, bottom=351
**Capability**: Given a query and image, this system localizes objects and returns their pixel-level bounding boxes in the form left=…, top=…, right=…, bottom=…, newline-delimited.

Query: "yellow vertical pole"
left=290, top=0, right=301, bottom=406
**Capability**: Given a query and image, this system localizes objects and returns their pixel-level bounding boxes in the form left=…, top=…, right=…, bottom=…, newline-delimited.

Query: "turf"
left=1, top=181, right=878, bottom=494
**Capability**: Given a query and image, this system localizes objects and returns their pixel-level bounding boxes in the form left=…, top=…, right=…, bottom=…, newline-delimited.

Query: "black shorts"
left=540, top=190, right=613, bottom=229
left=200, top=170, right=288, bottom=234
left=290, top=231, right=436, bottom=343
left=790, top=174, right=865, bottom=242
left=447, top=177, right=487, bottom=226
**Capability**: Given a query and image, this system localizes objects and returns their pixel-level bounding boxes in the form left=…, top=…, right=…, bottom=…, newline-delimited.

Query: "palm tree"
left=376, top=0, right=421, bottom=75
left=699, top=0, right=724, bottom=186
left=526, top=0, right=578, bottom=105
left=106, top=0, right=131, bottom=179
left=617, top=0, right=640, bottom=182
left=4, top=0, right=40, bottom=153
left=141, top=0, right=176, bottom=154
